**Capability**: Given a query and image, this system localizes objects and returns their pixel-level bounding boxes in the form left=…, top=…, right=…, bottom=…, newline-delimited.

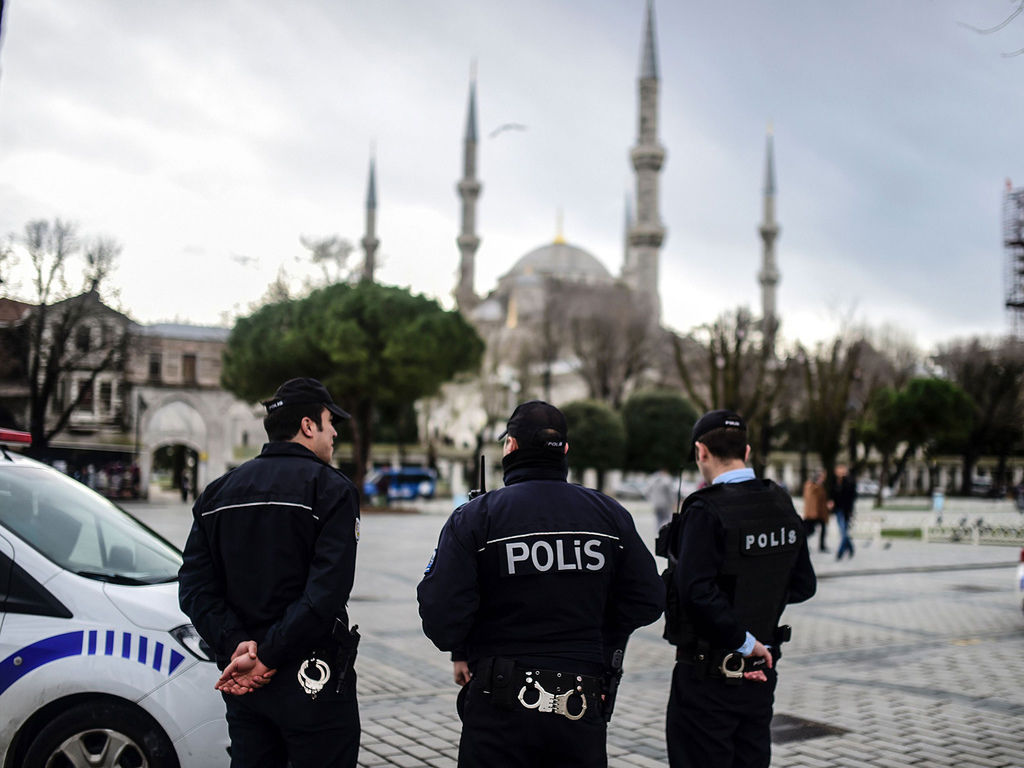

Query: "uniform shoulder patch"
left=424, top=548, right=437, bottom=575
left=354, top=517, right=361, bottom=542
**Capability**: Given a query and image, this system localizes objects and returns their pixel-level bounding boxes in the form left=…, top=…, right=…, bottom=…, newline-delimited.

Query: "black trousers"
left=666, top=661, right=777, bottom=768
left=803, top=518, right=828, bottom=550
left=456, top=676, right=607, bottom=767
left=223, top=659, right=360, bottom=768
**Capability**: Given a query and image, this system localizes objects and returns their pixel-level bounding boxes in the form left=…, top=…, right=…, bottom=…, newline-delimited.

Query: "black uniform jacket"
left=417, top=458, right=664, bottom=671
left=178, top=441, right=359, bottom=670
left=673, top=480, right=816, bottom=651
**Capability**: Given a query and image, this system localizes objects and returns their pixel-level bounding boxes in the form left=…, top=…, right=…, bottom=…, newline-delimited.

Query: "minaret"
left=455, top=72, right=481, bottom=314
left=626, top=0, right=666, bottom=323
left=361, top=155, right=379, bottom=282
left=623, top=192, right=634, bottom=267
left=758, top=126, right=781, bottom=356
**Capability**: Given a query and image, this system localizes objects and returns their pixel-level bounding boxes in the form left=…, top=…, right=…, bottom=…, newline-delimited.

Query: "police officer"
left=417, top=400, right=664, bottom=768
left=661, top=409, right=816, bottom=768
left=178, top=377, right=361, bottom=768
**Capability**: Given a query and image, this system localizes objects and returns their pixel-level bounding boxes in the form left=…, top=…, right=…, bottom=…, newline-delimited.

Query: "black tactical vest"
left=662, top=479, right=804, bottom=648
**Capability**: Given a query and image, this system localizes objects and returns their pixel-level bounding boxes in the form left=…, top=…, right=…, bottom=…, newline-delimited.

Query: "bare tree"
left=0, top=237, right=13, bottom=287
left=299, top=235, right=356, bottom=285
left=799, top=334, right=867, bottom=487
left=15, top=219, right=131, bottom=448
left=961, top=1, right=1024, bottom=56
left=672, top=307, right=790, bottom=475
left=934, top=337, right=1024, bottom=494
left=567, top=282, right=654, bottom=408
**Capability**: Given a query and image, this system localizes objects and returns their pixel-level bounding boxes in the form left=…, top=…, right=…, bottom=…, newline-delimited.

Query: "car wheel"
left=23, top=700, right=179, bottom=768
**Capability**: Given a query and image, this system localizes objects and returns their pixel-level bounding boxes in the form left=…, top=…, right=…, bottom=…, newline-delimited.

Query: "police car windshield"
left=0, top=465, right=181, bottom=584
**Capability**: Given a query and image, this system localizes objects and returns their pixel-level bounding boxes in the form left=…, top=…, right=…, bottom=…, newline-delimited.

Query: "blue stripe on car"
left=0, top=631, right=84, bottom=696
left=0, top=630, right=191, bottom=695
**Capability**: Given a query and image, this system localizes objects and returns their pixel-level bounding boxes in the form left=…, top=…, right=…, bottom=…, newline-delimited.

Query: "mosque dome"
left=503, top=241, right=613, bottom=285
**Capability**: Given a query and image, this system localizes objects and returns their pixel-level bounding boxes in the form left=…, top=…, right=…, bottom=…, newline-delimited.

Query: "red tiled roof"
left=0, top=297, right=33, bottom=324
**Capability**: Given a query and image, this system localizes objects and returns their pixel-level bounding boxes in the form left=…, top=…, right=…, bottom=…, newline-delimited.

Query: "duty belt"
left=477, top=657, right=601, bottom=721
left=676, top=626, right=791, bottom=685
left=516, top=668, right=601, bottom=720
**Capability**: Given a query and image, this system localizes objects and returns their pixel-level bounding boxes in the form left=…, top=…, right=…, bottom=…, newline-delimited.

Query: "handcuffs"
left=297, top=655, right=331, bottom=699
left=516, top=671, right=588, bottom=721
left=718, top=652, right=746, bottom=679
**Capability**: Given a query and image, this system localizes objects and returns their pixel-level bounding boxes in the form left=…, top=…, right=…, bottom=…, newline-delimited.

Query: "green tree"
left=862, top=378, right=973, bottom=502
left=222, top=281, right=484, bottom=497
left=561, top=399, right=625, bottom=493
left=622, top=390, right=697, bottom=474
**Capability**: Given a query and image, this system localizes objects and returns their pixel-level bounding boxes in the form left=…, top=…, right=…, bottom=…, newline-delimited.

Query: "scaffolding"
left=1005, top=182, right=1024, bottom=338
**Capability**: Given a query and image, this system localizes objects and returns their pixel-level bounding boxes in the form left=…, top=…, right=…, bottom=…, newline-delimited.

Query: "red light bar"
left=0, top=429, right=32, bottom=445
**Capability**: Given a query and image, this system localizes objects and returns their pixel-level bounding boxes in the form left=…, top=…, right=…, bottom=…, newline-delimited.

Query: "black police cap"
left=497, top=400, right=568, bottom=451
left=261, top=378, right=350, bottom=420
left=688, top=409, right=746, bottom=461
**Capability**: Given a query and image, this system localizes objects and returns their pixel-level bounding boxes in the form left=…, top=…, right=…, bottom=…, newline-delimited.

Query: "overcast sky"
left=1, top=0, right=1021, bottom=351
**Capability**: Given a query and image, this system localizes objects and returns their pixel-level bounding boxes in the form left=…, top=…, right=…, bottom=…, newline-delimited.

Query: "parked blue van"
left=364, top=467, right=438, bottom=501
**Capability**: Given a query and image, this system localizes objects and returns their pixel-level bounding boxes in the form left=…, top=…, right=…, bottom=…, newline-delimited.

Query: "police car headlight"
left=170, top=624, right=214, bottom=662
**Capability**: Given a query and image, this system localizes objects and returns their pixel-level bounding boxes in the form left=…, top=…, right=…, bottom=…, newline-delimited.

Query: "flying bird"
left=230, top=253, right=259, bottom=268
left=489, top=123, right=527, bottom=139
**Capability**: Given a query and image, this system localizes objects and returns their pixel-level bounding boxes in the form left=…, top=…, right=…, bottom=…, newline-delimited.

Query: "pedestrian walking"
left=659, top=409, right=816, bottom=768
left=647, top=466, right=677, bottom=534
left=178, top=377, right=362, bottom=768
left=802, top=469, right=829, bottom=552
left=831, top=463, right=858, bottom=560
left=417, top=400, right=664, bottom=768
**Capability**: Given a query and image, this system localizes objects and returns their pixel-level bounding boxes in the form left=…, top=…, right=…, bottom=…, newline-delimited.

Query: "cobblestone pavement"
left=128, top=496, right=1024, bottom=767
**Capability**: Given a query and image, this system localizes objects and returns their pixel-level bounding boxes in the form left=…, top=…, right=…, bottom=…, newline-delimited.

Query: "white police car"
left=0, top=429, right=229, bottom=767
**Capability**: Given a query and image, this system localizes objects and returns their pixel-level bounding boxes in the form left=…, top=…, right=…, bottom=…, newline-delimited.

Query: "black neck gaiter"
left=501, top=446, right=569, bottom=484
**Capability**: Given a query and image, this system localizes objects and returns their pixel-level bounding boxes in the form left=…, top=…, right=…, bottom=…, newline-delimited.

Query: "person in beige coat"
left=802, top=470, right=829, bottom=553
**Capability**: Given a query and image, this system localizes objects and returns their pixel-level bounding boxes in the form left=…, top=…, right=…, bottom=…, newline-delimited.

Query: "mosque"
left=357, top=0, right=782, bottom=454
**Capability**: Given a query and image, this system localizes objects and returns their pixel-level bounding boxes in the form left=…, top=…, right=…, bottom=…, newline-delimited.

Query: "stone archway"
left=135, top=388, right=263, bottom=498
left=139, top=397, right=209, bottom=497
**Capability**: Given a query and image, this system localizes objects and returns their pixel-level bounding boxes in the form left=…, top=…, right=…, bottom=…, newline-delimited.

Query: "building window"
left=148, top=353, right=162, bottom=382
left=77, top=380, right=94, bottom=409
left=75, top=325, right=92, bottom=352
left=100, top=381, right=113, bottom=413
left=182, top=354, right=197, bottom=386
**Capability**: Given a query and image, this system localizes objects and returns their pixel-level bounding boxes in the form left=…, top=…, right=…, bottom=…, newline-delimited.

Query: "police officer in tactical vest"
left=417, top=400, right=664, bottom=767
left=659, top=409, right=816, bottom=768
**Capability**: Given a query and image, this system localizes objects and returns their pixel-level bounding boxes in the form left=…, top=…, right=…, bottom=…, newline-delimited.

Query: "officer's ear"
left=744, top=444, right=751, bottom=463
left=563, top=441, right=569, bottom=455
left=694, top=441, right=708, bottom=463
left=299, top=416, right=318, bottom=439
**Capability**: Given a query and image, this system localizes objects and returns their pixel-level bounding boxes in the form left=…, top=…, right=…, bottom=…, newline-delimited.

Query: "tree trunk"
left=350, top=399, right=374, bottom=503
left=960, top=453, right=976, bottom=497
left=875, top=451, right=890, bottom=508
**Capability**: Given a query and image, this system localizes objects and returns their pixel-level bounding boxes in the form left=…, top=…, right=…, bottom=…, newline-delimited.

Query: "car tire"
left=23, top=699, right=180, bottom=768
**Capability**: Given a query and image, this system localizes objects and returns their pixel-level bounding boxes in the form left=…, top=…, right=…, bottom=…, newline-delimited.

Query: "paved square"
left=130, top=498, right=1024, bottom=767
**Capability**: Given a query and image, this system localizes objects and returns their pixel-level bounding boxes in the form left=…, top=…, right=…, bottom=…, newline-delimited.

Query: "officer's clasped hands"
left=741, top=641, right=773, bottom=683
left=215, top=640, right=277, bottom=695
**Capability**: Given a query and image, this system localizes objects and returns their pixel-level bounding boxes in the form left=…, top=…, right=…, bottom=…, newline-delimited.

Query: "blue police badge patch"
left=424, top=548, right=437, bottom=574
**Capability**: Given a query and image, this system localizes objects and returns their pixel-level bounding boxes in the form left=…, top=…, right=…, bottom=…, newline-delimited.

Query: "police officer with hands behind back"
left=659, top=409, right=816, bottom=768
left=417, top=401, right=664, bottom=768
left=178, top=377, right=361, bottom=768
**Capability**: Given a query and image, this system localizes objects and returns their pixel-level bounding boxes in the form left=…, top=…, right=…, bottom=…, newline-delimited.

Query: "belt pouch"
left=692, top=641, right=710, bottom=681
left=485, top=657, right=516, bottom=710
